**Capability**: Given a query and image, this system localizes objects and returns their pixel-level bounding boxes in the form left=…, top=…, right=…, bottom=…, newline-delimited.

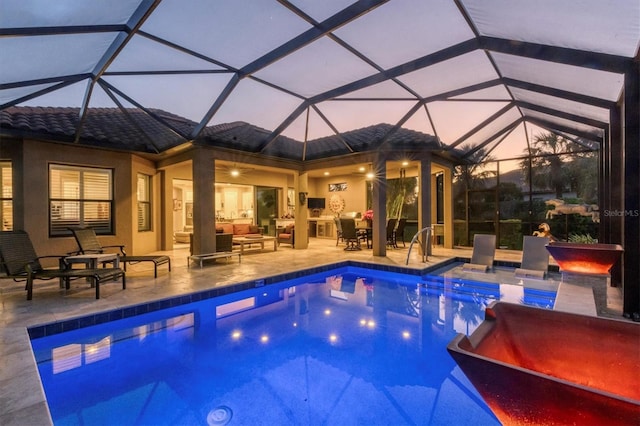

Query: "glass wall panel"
left=520, top=109, right=602, bottom=138
left=498, top=159, right=527, bottom=249
left=144, top=0, right=311, bottom=69
left=0, top=83, right=59, bottom=105
left=510, top=87, right=610, bottom=122
left=454, top=133, right=599, bottom=247
left=540, top=152, right=600, bottom=242
left=397, top=51, right=498, bottom=98
left=253, top=37, right=378, bottom=97
left=335, top=0, right=473, bottom=69
left=493, top=52, right=623, bottom=101
left=453, top=160, right=498, bottom=246
left=256, top=187, right=278, bottom=236
left=463, top=107, right=520, bottom=149
left=465, top=0, right=640, bottom=57
left=1, top=34, right=118, bottom=85
left=0, top=0, right=141, bottom=27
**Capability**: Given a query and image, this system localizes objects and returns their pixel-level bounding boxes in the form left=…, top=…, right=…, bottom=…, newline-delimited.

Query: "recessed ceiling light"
left=358, top=166, right=365, bottom=172
left=324, top=171, right=330, bottom=176
left=401, top=161, right=409, bottom=166
left=230, top=169, right=239, bottom=177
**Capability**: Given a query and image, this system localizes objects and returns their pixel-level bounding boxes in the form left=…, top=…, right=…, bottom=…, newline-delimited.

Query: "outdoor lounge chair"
left=462, top=234, right=496, bottom=272
left=515, top=236, right=550, bottom=279
left=69, top=227, right=170, bottom=278
left=0, top=230, right=125, bottom=300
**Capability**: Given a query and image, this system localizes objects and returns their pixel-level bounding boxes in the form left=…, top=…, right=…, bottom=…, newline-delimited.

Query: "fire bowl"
left=545, top=242, right=623, bottom=275
left=447, top=302, right=640, bottom=425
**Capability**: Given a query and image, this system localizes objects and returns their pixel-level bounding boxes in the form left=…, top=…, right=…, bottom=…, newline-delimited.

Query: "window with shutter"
left=49, top=164, right=113, bottom=236
left=137, top=174, right=151, bottom=231
left=0, top=161, right=12, bottom=231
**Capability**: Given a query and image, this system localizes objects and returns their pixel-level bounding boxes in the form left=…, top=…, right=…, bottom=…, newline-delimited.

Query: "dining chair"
left=339, top=218, right=361, bottom=251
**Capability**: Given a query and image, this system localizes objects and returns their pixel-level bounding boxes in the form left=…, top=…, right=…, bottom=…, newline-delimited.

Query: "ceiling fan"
left=214, top=163, right=254, bottom=179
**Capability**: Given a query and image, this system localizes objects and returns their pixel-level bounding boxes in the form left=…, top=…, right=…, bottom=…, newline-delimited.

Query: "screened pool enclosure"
left=1, top=1, right=639, bottom=313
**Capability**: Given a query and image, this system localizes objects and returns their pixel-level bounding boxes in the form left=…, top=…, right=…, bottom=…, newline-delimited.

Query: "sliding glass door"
left=256, top=186, right=278, bottom=235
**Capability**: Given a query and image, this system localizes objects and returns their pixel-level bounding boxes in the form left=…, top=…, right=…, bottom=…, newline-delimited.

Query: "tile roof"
left=1, top=106, right=446, bottom=161
left=0, top=107, right=194, bottom=153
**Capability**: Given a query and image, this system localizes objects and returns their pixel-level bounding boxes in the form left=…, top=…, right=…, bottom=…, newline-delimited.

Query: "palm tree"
left=453, top=144, right=497, bottom=223
left=454, top=144, right=496, bottom=191
left=521, top=132, right=574, bottom=198
left=566, top=152, right=599, bottom=203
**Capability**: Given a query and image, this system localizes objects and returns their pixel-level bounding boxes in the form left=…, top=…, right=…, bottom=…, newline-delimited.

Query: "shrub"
left=568, top=233, right=597, bottom=244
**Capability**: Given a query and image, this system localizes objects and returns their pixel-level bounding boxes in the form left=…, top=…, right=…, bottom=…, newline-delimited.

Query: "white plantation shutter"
left=137, top=174, right=151, bottom=231
left=49, top=165, right=113, bottom=236
left=0, top=162, right=12, bottom=231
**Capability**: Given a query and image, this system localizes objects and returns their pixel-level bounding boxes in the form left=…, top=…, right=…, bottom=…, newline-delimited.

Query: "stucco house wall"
left=1, top=138, right=158, bottom=261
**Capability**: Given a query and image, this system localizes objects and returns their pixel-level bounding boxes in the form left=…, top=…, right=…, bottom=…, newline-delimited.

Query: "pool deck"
left=0, top=238, right=625, bottom=425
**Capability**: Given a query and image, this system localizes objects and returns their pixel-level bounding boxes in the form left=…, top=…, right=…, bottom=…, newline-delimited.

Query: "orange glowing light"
left=448, top=302, right=640, bottom=425
left=545, top=243, right=623, bottom=275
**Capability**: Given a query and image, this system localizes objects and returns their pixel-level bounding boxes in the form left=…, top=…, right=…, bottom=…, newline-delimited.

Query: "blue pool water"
left=31, top=266, right=555, bottom=425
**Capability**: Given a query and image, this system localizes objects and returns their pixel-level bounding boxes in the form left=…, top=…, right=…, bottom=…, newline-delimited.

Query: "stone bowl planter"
left=545, top=242, right=623, bottom=275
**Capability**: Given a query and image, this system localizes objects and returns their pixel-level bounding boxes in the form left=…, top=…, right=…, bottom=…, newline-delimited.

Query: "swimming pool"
left=30, top=265, right=555, bottom=425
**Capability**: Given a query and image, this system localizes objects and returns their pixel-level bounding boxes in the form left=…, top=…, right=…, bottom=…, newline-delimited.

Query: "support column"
left=294, top=172, right=309, bottom=249
left=443, top=166, right=454, bottom=249
left=419, top=156, right=432, bottom=256
left=608, top=105, right=623, bottom=286
left=159, top=169, right=172, bottom=250
left=622, top=62, right=640, bottom=316
left=372, top=154, right=387, bottom=256
left=191, top=149, right=216, bottom=255
left=599, top=129, right=608, bottom=242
